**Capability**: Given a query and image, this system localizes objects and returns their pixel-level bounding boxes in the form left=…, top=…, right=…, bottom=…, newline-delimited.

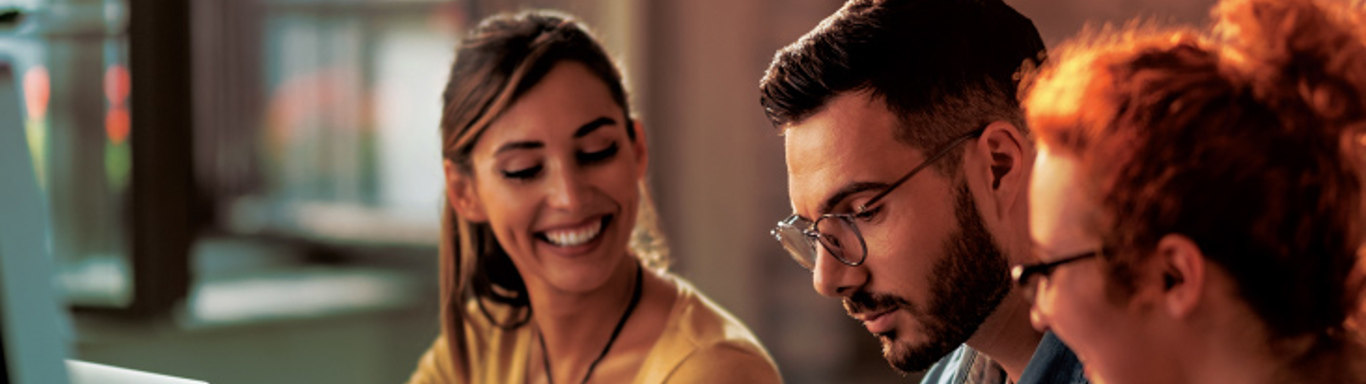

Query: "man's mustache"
left=844, top=289, right=912, bottom=316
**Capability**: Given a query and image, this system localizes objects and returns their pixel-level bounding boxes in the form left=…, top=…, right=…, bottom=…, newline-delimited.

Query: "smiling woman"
left=404, top=10, right=782, bottom=384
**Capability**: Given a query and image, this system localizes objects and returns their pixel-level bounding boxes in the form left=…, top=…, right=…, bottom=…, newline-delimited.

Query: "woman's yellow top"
left=405, top=275, right=783, bottom=383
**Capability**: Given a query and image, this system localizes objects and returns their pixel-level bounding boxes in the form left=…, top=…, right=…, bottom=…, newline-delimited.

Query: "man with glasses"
left=758, top=0, right=1087, bottom=383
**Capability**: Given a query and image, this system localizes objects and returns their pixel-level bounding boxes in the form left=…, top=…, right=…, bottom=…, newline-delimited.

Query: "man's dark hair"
left=759, top=0, right=1045, bottom=172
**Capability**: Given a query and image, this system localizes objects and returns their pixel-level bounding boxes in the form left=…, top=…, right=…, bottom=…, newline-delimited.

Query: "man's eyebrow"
left=573, top=117, right=617, bottom=138
left=817, top=181, right=890, bottom=216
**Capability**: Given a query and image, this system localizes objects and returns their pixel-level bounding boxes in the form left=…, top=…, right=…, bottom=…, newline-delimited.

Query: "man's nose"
left=812, top=245, right=867, bottom=298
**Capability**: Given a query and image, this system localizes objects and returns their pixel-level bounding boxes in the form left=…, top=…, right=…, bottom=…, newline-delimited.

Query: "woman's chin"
left=538, top=246, right=633, bottom=294
left=542, top=270, right=618, bottom=296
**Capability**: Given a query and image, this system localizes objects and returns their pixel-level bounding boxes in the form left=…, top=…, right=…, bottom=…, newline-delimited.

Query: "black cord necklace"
left=537, top=263, right=644, bottom=384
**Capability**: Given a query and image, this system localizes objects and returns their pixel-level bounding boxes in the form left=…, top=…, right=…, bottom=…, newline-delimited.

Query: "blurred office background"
left=0, top=0, right=1215, bottom=382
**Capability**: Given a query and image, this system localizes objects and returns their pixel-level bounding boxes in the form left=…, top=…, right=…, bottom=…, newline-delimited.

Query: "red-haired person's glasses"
left=1011, top=249, right=1102, bottom=304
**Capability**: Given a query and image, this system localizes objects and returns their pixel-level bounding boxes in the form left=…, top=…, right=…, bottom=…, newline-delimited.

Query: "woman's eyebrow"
left=495, top=140, right=543, bottom=155
left=494, top=117, right=617, bottom=155
left=573, top=116, right=616, bottom=138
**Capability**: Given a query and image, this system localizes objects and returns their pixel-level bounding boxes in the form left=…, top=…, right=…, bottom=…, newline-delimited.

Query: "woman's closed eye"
left=577, top=142, right=619, bottom=165
left=501, top=164, right=542, bottom=180
left=497, top=141, right=619, bottom=180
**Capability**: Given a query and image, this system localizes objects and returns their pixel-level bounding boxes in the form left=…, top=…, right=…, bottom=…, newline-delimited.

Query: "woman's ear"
left=444, top=159, right=488, bottom=222
left=1155, top=234, right=1206, bottom=319
left=630, top=119, right=649, bottom=179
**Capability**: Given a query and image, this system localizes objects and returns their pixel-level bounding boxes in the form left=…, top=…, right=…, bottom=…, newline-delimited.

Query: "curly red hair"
left=1024, top=0, right=1366, bottom=341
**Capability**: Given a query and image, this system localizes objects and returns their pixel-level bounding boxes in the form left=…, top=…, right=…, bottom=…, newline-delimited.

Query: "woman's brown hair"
left=436, top=10, right=668, bottom=378
left=1024, top=0, right=1366, bottom=362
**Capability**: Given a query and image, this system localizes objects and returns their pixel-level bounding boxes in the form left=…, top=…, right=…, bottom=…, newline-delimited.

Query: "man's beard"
left=845, top=182, right=1012, bottom=373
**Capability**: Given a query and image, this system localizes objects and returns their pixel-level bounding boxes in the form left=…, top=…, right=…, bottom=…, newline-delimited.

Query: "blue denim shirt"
left=920, top=332, right=1088, bottom=384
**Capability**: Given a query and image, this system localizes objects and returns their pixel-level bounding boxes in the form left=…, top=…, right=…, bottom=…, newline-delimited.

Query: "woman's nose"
left=1029, top=284, right=1053, bottom=332
left=545, top=164, right=590, bottom=209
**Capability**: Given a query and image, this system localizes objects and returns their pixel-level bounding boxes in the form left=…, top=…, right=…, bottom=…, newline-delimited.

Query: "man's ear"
left=973, top=121, right=1029, bottom=217
left=444, top=159, right=488, bottom=222
left=630, top=119, right=649, bottom=180
left=1155, top=234, right=1206, bottom=319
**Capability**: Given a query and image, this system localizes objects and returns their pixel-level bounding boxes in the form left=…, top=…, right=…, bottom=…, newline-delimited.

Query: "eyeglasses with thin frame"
left=1011, top=248, right=1103, bottom=305
left=771, top=127, right=987, bottom=271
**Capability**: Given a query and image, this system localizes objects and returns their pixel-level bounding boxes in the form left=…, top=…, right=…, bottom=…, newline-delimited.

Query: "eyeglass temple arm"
left=856, top=127, right=988, bottom=212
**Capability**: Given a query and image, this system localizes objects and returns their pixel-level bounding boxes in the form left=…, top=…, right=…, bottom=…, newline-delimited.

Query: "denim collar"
left=1016, top=331, right=1089, bottom=384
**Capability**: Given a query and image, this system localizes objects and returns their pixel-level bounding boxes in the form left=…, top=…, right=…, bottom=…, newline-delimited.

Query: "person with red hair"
left=1020, top=0, right=1366, bottom=382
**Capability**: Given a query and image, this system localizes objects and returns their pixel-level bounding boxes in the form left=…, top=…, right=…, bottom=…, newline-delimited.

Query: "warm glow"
left=106, top=107, right=130, bottom=145
left=104, top=65, right=132, bottom=145
left=22, top=66, right=49, bottom=189
left=1023, top=50, right=1097, bottom=128
left=104, top=65, right=130, bottom=105
left=22, top=66, right=48, bottom=119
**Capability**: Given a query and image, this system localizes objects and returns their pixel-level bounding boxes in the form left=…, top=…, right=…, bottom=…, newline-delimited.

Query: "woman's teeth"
left=544, top=219, right=603, bottom=247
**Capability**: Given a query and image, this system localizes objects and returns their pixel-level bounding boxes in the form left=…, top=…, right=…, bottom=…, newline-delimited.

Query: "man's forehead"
left=781, top=91, right=898, bottom=159
left=783, top=126, right=843, bottom=217
left=781, top=94, right=916, bottom=217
